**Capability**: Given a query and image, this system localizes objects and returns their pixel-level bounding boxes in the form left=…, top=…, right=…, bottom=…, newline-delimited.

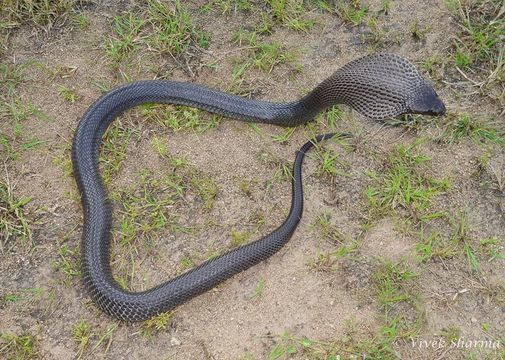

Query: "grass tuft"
left=0, top=332, right=38, bottom=359
left=0, top=167, right=32, bottom=251
left=366, top=143, right=450, bottom=221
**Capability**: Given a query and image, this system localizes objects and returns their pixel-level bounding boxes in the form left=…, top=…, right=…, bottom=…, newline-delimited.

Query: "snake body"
left=72, top=53, right=445, bottom=321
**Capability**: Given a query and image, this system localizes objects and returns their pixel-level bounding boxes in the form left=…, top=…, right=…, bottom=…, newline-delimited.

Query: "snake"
left=72, top=53, right=445, bottom=322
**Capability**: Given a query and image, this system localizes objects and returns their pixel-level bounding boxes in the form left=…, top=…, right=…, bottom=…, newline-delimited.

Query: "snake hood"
left=301, top=53, right=445, bottom=120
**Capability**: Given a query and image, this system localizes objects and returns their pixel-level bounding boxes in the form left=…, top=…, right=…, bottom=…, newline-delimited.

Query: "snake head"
left=405, top=84, right=446, bottom=117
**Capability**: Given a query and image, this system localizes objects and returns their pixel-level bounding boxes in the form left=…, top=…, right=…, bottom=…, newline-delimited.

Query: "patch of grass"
left=108, top=165, right=216, bottom=287
left=374, top=261, right=418, bottom=309
left=2, top=287, right=43, bottom=304
left=258, top=149, right=292, bottom=185
left=104, top=12, right=145, bottom=64
left=311, top=211, right=346, bottom=244
left=249, top=277, right=266, bottom=299
left=190, top=173, right=218, bottom=210
left=445, top=0, right=504, bottom=106
left=336, top=0, right=369, bottom=26
left=410, top=20, right=432, bottom=40
left=99, top=121, right=133, bottom=184
left=271, top=127, right=296, bottom=144
left=0, top=62, right=26, bottom=97
left=178, top=255, right=195, bottom=271
left=145, top=0, right=210, bottom=54
left=110, top=170, right=188, bottom=246
left=372, top=261, right=424, bottom=344
left=141, top=104, right=220, bottom=133
left=141, top=312, right=172, bottom=338
left=0, top=168, right=32, bottom=251
left=316, top=105, right=344, bottom=131
left=251, top=42, right=300, bottom=73
left=91, top=322, right=118, bottom=355
left=366, top=143, right=450, bottom=221
left=416, top=223, right=464, bottom=262
left=52, top=143, right=73, bottom=178
left=448, top=209, right=483, bottom=275
left=71, top=10, right=89, bottom=30
left=315, top=147, right=351, bottom=178
left=53, top=243, right=81, bottom=284
left=440, top=325, right=460, bottom=344
left=200, top=0, right=253, bottom=14
left=266, top=0, right=315, bottom=32
left=0, top=0, right=76, bottom=30
left=480, top=236, right=505, bottom=262
left=438, top=113, right=505, bottom=146
left=228, top=27, right=301, bottom=89
left=230, top=230, right=250, bottom=247
left=72, top=319, right=91, bottom=360
left=0, top=332, right=38, bottom=359
left=104, top=0, right=210, bottom=66
left=267, top=331, right=340, bottom=360
left=57, top=84, right=77, bottom=103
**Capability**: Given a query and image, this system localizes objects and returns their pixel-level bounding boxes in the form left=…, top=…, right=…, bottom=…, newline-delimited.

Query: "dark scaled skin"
left=72, top=53, right=445, bottom=322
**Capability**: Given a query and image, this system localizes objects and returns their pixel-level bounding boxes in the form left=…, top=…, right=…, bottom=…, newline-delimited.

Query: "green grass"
left=265, top=0, right=315, bottom=32
left=140, top=104, right=221, bottom=133
left=0, top=0, right=75, bottom=30
left=448, top=209, right=484, bottom=275
left=141, top=312, right=172, bottom=338
left=104, top=0, right=210, bottom=67
left=258, top=149, right=293, bottom=185
left=0, top=332, right=38, bottom=360
left=73, top=319, right=91, bottom=360
left=271, top=127, right=296, bottom=144
left=445, top=0, right=504, bottom=106
left=145, top=0, right=210, bottom=54
left=228, top=26, right=301, bottom=91
left=105, top=164, right=217, bottom=289
left=267, top=331, right=340, bottom=360
left=410, top=20, right=432, bottom=40
left=99, top=121, right=133, bottom=184
left=53, top=243, right=81, bottom=285
left=0, top=168, right=32, bottom=251
left=110, top=170, right=188, bottom=247
left=480, top=236, right=505, bottom=263
left=251, top=42, right=300, bottom=73
left=366, top=143, right=450, bottom=221
left=230, top=229, right=251, bottom=247
left=57, top=85, right=77, bottom=103
left=374, top=261, right=418, bottom=308
left=104, top=12, right=145, bottom=64
left=200, top=0, right=253, bottom=14
left=311, top=211, right=346, bottom=244
left=249, top=277, right=266, bottom=299
left=372, top=261, right=424, bottom=345
left=336, top=0, right=369, bottom=26
left=438, top=113, right=505, bottom=146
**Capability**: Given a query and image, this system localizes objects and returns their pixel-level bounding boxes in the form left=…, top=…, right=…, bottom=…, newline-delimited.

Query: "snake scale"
left=72, top=53, right=445, bottom=321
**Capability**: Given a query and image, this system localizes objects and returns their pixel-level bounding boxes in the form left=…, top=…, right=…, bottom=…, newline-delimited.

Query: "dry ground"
left=1, top=0, right=504, bottom=359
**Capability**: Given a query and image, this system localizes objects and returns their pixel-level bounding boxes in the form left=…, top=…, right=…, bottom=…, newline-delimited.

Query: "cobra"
left=72, top=53, right=445, bottom=321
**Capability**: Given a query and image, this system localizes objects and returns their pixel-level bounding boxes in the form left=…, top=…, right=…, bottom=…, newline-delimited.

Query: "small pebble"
left=170, top=337, right=181, bottom=346
left=471, top=317, right=477, bottom=323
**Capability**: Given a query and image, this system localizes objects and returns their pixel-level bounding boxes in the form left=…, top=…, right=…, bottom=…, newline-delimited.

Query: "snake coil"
left=72, top=53, right=445, bottom=321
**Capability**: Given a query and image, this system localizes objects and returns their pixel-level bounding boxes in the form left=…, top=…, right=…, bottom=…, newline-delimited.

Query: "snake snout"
left=406, top=86, right=446, bottom=117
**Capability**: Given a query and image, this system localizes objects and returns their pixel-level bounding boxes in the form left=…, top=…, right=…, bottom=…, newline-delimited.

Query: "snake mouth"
left=406, top=87, right=446, bottom=117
